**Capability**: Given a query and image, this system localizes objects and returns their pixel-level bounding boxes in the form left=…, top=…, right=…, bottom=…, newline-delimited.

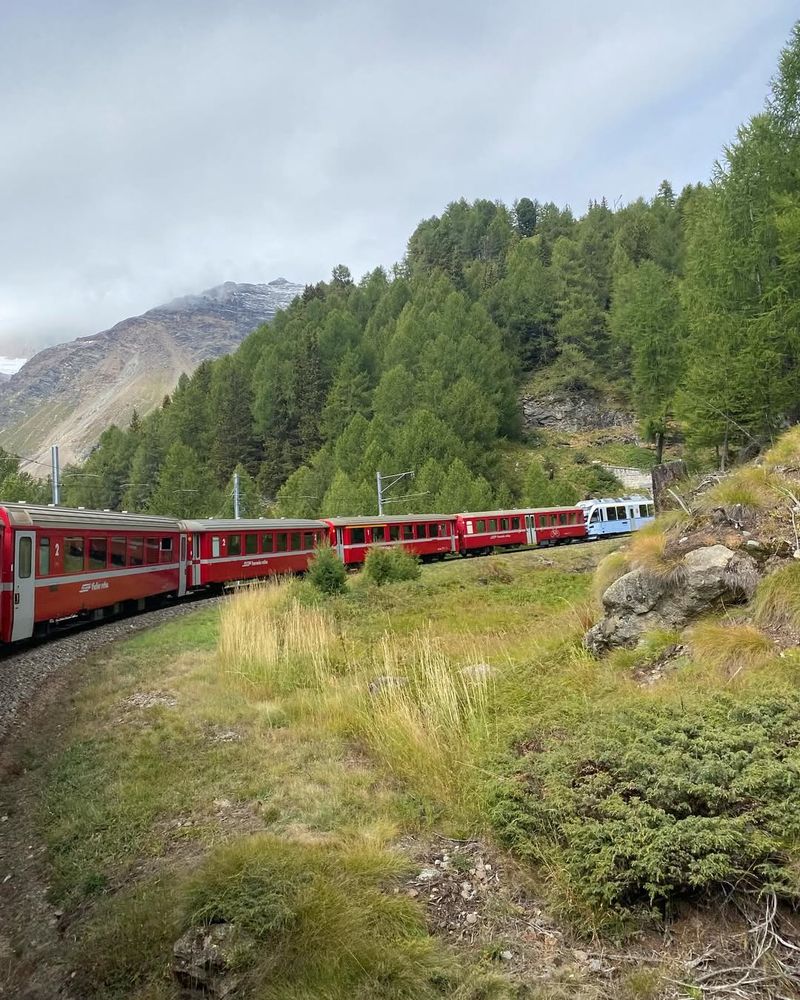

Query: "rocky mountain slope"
left=0, top=279, right=302, bottom=471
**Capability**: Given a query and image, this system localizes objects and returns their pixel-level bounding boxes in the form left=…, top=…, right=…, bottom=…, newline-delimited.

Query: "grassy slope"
left=15, top=534, right=799, bottom=998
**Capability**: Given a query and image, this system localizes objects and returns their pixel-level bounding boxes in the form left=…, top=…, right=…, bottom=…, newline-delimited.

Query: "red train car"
left=182, top=518, right=327, bottom=588
left=324, top=515, right=458, bottom=567
left=0, top=504, right=185, bottom=643
left=455, top=507, right=587, bottom=555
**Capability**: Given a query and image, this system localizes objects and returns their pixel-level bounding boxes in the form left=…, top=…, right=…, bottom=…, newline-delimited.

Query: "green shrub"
left=490, top=697, right=800, bottom=928
left=363, top=546, right=421, bottom=586
left=183, top=835, right=452, bottom=998
left=307, top=542, right=347, bottom=595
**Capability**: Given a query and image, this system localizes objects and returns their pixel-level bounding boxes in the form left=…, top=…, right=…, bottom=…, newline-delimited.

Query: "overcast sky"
left=0, top=1, right=797, bottom=357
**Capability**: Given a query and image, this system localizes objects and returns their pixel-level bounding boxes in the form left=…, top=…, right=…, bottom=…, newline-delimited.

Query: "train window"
left=290, top=532, right=302, bottom=550
left=511, top=517, right=520, bottom=530
left=19, top=537, right=32, bottom=579
left=212, top=537, right=221, bottom=558
left=416, top=523, right=427, bottom=539
left=440, top=522, right=450, bottom=536
left=402, top=525, right=414, bottom=540
left=303, top=532, right=315, bottom=550
left=559, top=513, right=567, bottom=525
left=145, top=538, right=159, bottom=564
left=89, top=538, right=108, bottom=570
left=275, top=534, right=287, bottom=552
left=245, top=534, right=258, bottom=555
left=389, top=525, right=401, bottom=541
left=39, top=537, right=50, bottom=576
left=160, top=537, right=173, bottom=563
left=64, top=536, right=85, bottom=572
left=129, top=537, right=144, bottom=566
left=228, top=535, right=242, bottom=556
left=488, top=519, right=497, bottom=532
left=110, top=537, right=126, bottom=567
left=429, top=523, right=439, bottom=538
left=616, top=506, right=627, bottom=519
left=500, top=518, right=509, bottom=531
left=262, top=533, right=274, bottom=552
left=476, top=519, right=485, bottom=533
left=606, top=507, right=617, bottom=522
left=590, top=510, right=600, bottom=523
left=351, top=528, right=366, bottom=545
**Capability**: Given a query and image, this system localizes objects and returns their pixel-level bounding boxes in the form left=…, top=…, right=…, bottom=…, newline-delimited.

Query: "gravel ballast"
left=0, top=598, right=219, bottom=746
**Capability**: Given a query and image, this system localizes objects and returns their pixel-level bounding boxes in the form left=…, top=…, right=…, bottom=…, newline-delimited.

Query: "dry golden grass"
left=627, top=521, right=685, bottom=584
left=688, top=620, right=775, bottom=679
left=218, top=581, right=339, bottom=696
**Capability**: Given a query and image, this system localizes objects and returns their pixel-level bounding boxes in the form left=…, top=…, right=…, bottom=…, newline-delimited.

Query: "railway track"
left=0, top=594, right=220, bottom=746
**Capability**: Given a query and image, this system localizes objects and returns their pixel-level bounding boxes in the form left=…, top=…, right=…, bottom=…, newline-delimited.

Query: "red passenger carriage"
left=455, top=506, right=587, bottom=555
left=323, top=514, right=458, bottom=567
left=183, top=518, right=327, bottom=588
left=0, top=504, right=185, bottom=643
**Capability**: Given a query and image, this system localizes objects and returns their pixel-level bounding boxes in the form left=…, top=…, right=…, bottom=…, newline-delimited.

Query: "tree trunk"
left=651, top=460, right=688, bottom=513
left=655, top=430, right=665, bottom=465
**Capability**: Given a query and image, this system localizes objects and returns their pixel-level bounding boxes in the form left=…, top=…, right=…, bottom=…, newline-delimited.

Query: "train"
left=0, top=496, right=654, bottom=645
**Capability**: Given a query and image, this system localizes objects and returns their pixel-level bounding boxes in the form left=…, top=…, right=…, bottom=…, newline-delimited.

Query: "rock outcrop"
left=0, top=279, right=303, bottom=471
left=585, top=545, right=759, bottom=654
left=521, top=389, right=634, bottom=433
left=172, top=923, right=253, bottom=998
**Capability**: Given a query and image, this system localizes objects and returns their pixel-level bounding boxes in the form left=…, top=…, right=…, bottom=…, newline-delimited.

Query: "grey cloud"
left=0, top=0, right=796, bottom=354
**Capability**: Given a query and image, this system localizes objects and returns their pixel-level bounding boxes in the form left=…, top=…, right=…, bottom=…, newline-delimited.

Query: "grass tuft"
left=688, top=620, right=775, bottom=678
left=627, top=522, right=685, bottom=584
left=764, top=425, right=800, bottom=468
left=752, top=562, right=800, bottom=631
left=701, top=466, right=786, bottom=512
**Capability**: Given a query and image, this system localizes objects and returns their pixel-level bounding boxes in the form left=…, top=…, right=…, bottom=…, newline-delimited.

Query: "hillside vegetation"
left=5, top=22, right=788, bottom=517
left=7, top=436, right=800, bottom=998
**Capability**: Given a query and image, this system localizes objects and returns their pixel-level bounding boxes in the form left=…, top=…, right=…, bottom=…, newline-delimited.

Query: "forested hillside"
left=25, top=23, right=800, bottom=518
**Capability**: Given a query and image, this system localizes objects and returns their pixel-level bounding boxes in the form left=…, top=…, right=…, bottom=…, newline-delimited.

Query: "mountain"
left=0, top=279, right=303, bottom=472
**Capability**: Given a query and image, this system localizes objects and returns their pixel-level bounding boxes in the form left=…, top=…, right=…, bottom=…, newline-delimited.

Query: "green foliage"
left=307, top=542, right=348, bottom=596
left=491, top=697, right=800, bottom=926
left=363, top=545, right=421, bottom=586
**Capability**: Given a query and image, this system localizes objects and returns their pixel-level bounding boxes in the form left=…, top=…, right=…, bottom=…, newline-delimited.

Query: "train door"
left=11, top=531, right=35, bottom=642
left=525, top=515, right=537, bottom=546
left=192, top=533, right=202, bottom=587
left=178, top=535, right=188, bottom=597
left=335, top=527, right=345, bottom=560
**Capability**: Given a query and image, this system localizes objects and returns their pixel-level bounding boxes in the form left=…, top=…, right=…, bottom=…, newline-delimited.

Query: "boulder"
left=585, top=545, right=759, bottom=654
left=460, top=663, right=494, bottom=681
left=368, top=675, right=408, bottom=696
left=172, top=923, right=253, bottom=998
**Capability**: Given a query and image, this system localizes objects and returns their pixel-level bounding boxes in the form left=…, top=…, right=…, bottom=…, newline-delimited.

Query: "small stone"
left=0, top=815, right=7, bottom=823
left=465, top=912, right=478, bottom=924
left=588, top=959, right=604, bottom=973
left=417, top=867, right=438, bottom=881
left=573, top=949, right=588, bottom=963
left=500, top=950, right=513, bottom=961
left=2, top=875, right=11, bottom=883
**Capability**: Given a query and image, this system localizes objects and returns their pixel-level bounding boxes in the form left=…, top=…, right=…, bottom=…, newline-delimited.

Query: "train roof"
left=180, top=518, right=326, bottom=531
left=0, top=503, right=183, bottom=531
left=456, top=506, right=582, bottom=518
left=576, top=495, right=652, bottom=507
left=324, top=513, right=455, bottom=526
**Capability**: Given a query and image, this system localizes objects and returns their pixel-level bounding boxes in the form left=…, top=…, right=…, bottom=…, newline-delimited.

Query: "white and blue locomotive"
left=577, top=495, right=655, bottom=539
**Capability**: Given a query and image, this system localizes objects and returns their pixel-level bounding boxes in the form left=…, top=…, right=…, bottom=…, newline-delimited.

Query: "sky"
left=0, top=1, right=797, bottom=358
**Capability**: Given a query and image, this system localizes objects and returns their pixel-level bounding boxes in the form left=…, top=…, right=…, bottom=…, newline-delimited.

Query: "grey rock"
left=368, top=675, right=408, bottom=696
left=521, top=390, right=634, bottom=433
left=460, top=663, right=494, bottom=681
left=585, top=545, right=759, bottom=654
left=173, top=923, right=253, bottom=998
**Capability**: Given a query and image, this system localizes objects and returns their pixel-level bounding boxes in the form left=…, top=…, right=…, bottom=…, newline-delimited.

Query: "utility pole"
left=233, top=470, right=241, bottom=519
left=51, top=445, right=60, bottom=505
left=376, top=470, right=416, bottom=514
